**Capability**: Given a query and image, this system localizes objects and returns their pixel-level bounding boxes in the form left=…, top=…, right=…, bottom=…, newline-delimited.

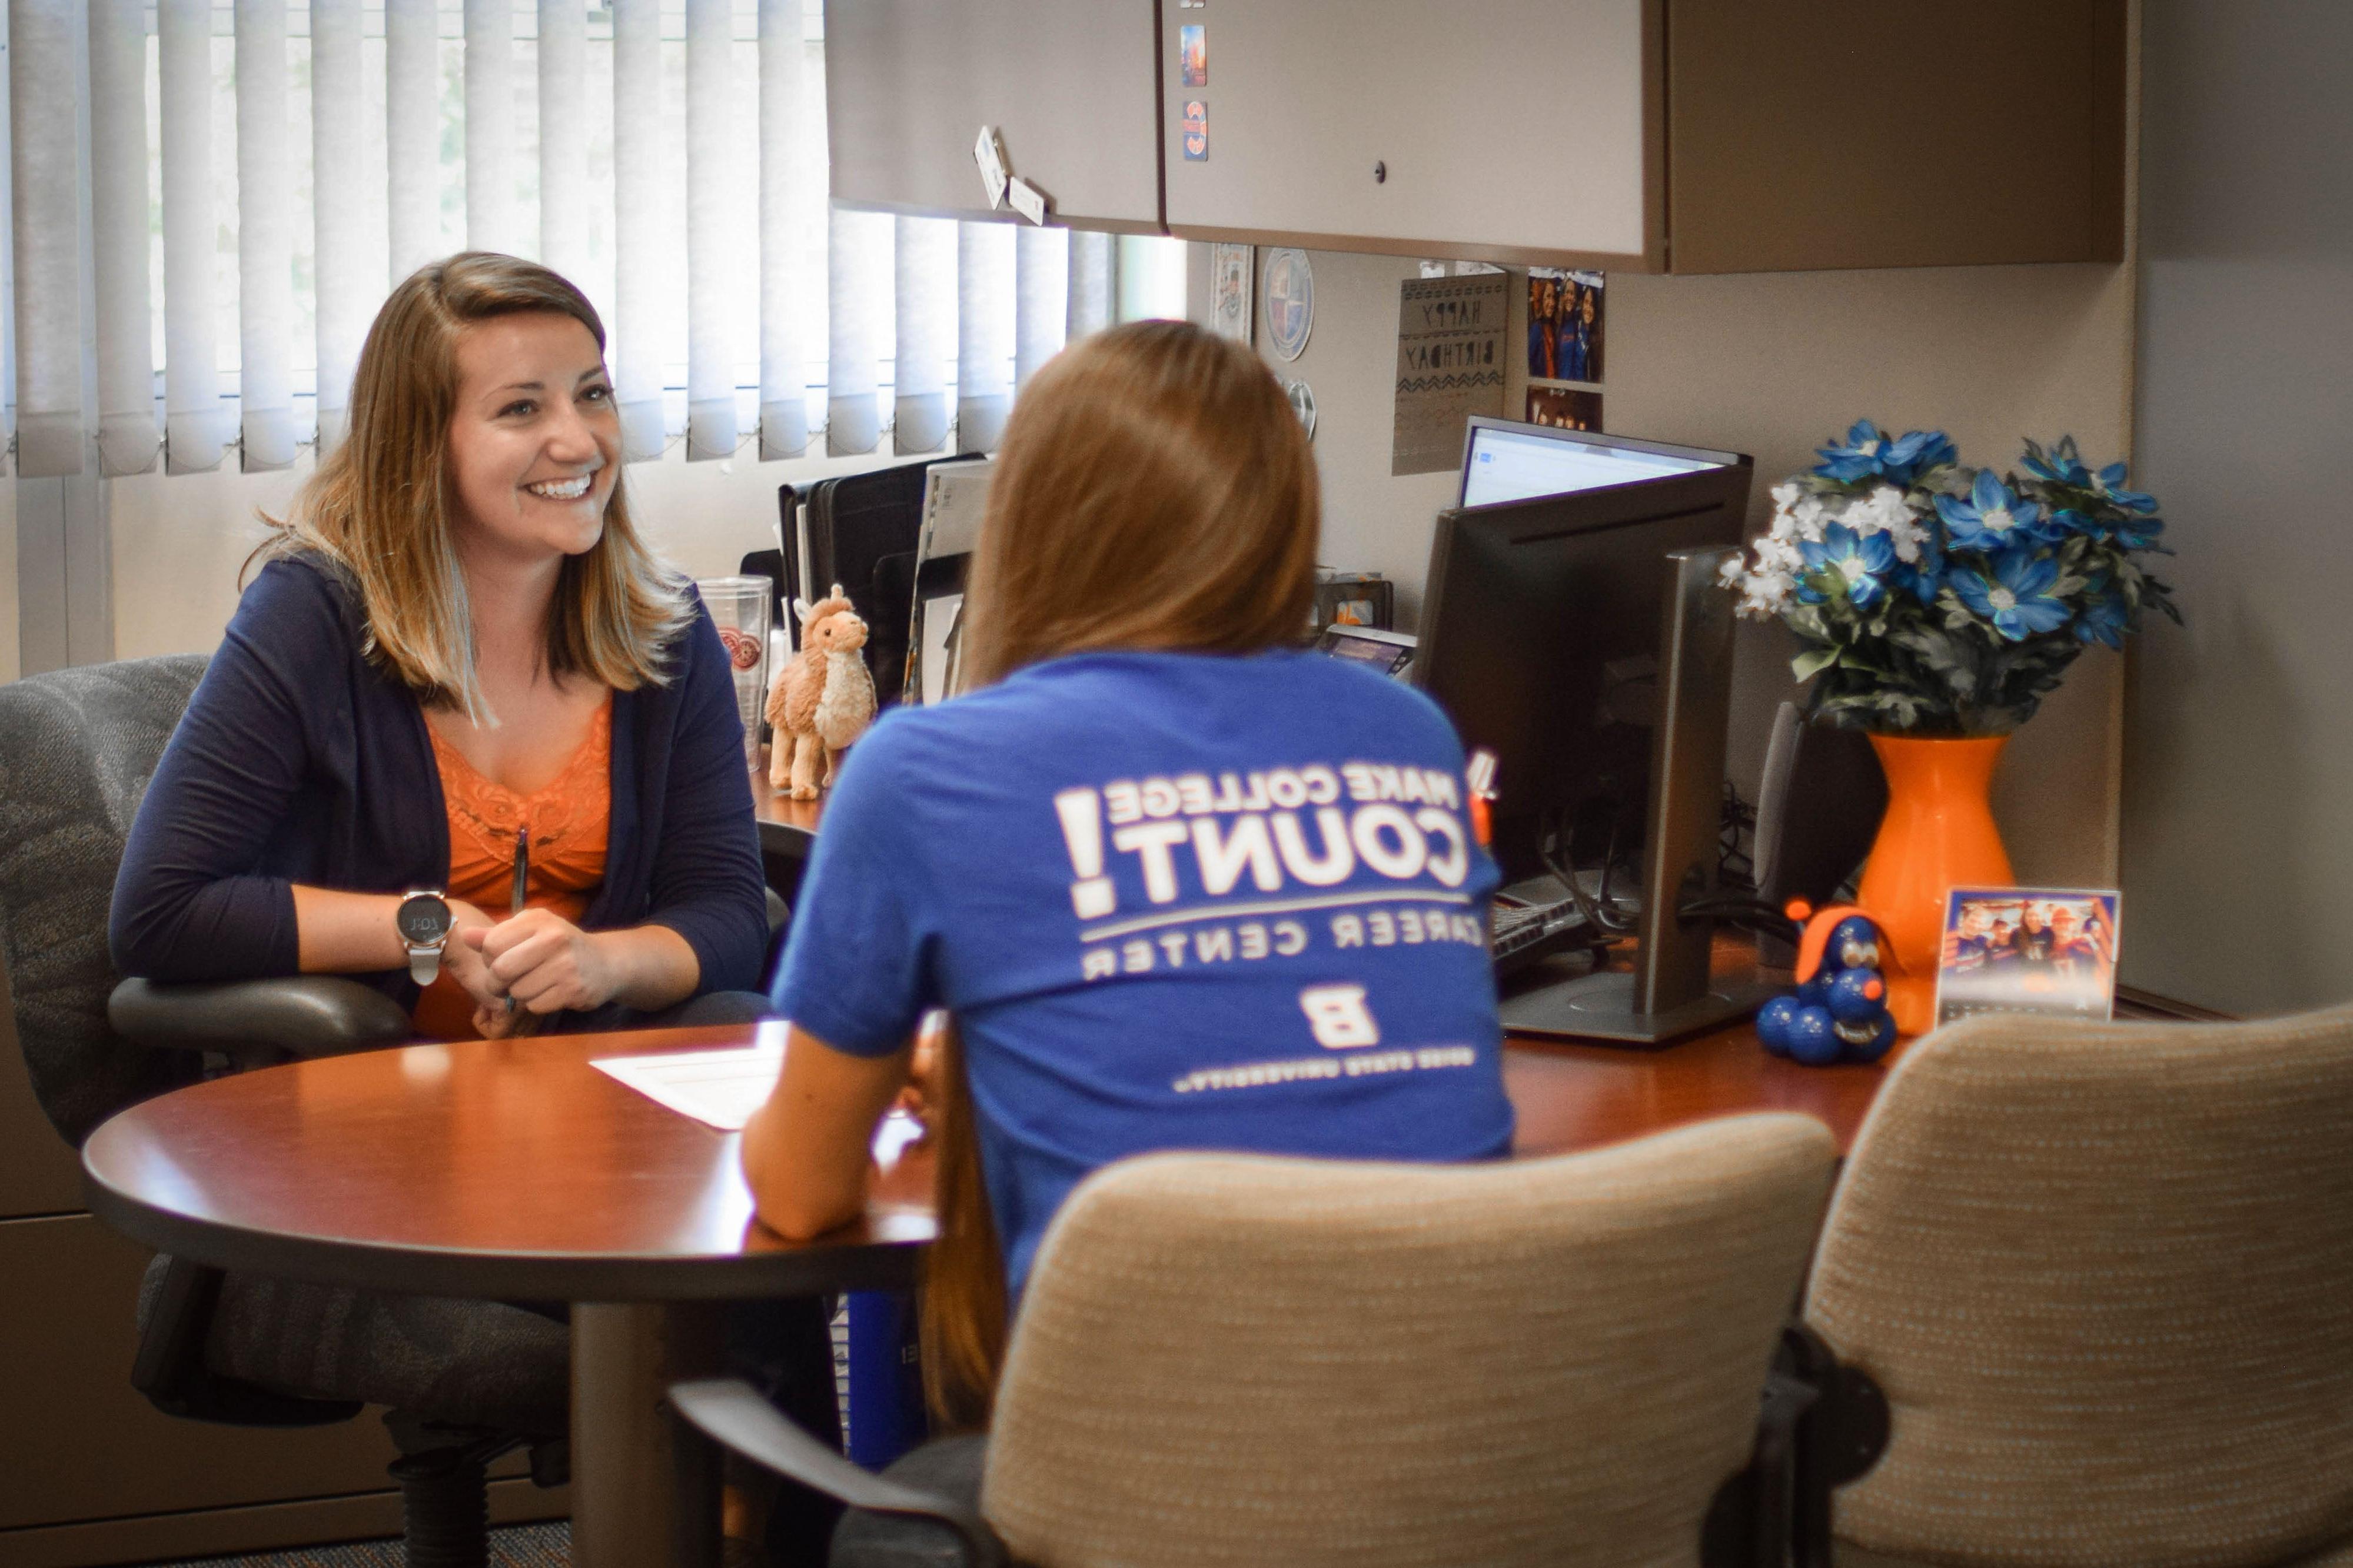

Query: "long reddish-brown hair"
left=956, top=319, right=1321, bottom=687
left=921, top=319, right=1321, bottom=1427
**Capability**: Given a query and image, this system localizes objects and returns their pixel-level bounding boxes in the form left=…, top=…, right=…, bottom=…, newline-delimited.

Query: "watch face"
left=396, top=894, right=453, bottom=946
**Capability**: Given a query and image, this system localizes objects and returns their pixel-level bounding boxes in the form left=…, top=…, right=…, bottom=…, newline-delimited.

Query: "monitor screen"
left=1459, top=420, right=1727, bottom=509
left=1419, top=440, right=1753, bottom=886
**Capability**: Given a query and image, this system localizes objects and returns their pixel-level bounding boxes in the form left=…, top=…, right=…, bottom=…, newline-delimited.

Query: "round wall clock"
left=1263, top=248, right=1314, bottom=361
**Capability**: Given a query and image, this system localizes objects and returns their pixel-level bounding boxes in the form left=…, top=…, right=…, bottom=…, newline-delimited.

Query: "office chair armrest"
left=109, top=976, right=411, bottom=1062
left=1703, top=1367, right=1817, bottom=1568
left=669, top=1378, right=1008, bottom=1568
left=1779, top=1323, right=1891, bottom=1568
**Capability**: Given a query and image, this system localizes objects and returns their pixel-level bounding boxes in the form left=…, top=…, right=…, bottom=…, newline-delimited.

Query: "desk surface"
left=1505, top=1024, right=1898, bottom=1158
left=84, top=1004, right=1896, bottom=1309
left=750, top=751, right=823, bottom=855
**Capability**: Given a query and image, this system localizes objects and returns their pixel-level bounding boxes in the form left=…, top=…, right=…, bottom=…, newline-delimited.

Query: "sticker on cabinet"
left=1180, top=25, right=1207, bottom=86
left=1184, top=100, right=1209, bottom=162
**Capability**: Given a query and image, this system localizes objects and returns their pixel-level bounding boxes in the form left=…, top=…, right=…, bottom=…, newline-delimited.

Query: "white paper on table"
left=594, top=1040, right=929, bottom=1171
left=591, top=1041, right=785, bottom=1131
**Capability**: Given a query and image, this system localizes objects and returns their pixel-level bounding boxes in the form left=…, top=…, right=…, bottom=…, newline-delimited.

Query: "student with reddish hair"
left=742, top=320, right=1514, bottom=1442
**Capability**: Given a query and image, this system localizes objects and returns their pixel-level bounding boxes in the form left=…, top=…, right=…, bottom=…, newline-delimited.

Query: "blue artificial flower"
left=2020, top=435, right=2092, bottom=488
left=2075, top=581, right=2131, bottom=649
left=2024, top=437, right=2161, bottom=515
left=2092, top=460, right=2160, bottom=514
left=1936, top=470, right=2057, bottom=551
left=1814, top=420, right=1957, bottom=487
left=2055, top=504, right=2167, bottom=551
left=1798, top=522, right=1897, bottom=609
left=1883, top=427, right=1958, bottom=481
left=1814, top=421, right=1891, bottom=484
left=1947, top=548, right=2073, bottom=641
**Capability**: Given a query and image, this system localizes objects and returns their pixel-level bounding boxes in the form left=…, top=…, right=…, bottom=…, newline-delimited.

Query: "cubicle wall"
left=2121, top=0, right=2353, bottom=1015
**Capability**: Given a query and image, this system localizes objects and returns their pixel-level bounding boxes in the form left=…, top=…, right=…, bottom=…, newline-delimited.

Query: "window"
left=8, top=0, right=1187, bottom=480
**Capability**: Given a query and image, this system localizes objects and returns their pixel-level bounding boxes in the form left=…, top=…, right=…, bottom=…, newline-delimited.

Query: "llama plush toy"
left=766, top=585, right=876, bottom=799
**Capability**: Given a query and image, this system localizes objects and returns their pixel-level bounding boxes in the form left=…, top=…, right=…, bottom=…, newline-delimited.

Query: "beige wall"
left=1211, top=247, right=2135, bottom=888
left=0, top=482, right=17, bottom=685
left=105, top=440, right=912, bottom=661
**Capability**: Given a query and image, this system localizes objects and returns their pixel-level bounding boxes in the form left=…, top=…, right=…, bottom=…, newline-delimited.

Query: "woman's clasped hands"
left=443, top=904, right=628, bottom=1037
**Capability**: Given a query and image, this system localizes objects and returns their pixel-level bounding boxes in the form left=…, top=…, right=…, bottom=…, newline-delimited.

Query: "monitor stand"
left=1498, top=960, right=1774, bottom=1048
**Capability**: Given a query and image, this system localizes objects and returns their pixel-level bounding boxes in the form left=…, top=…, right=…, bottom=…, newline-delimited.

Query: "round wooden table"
left=81, top=1019, right=933, bottom=1568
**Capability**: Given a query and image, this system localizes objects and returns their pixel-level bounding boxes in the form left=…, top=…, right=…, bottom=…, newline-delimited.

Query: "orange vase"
left=1854, top=734, right=2015, bottom=1036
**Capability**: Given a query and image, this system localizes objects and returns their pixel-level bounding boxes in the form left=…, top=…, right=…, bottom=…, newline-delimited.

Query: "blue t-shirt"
left=771, top=649, right=1516, bottom=1295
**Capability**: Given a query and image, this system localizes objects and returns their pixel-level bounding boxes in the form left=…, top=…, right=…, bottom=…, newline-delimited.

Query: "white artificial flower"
left=1764, top=481, right=1831, bottom=545
left=1790, top=494, right=1830, bottom=542
left=1836, top=484, right=1929, bottom=564
left=1737, top=574, right=1792, bottom=617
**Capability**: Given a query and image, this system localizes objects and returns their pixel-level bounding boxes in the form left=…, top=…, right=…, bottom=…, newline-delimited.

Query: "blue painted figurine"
left=1757, top=902, right=1897, bottom=1066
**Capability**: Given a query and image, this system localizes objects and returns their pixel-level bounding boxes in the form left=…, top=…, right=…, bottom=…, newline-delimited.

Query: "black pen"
left=506, top=826, right=529, bottom=1014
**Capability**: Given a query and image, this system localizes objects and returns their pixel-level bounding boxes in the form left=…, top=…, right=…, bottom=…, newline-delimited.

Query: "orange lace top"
left=411, top=700, right=613, bottom=1041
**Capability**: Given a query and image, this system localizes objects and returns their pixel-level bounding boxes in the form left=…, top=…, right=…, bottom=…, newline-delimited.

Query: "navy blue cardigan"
left=110, top=554, right=770, bottom=1013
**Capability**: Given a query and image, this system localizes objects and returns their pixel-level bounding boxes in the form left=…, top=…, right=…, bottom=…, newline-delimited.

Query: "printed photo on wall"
left=1525, top=386, right=1602, bottom=432
left=1211, top=243, right=1254, bottom=343
left=1526, top=268, right=1606, bottom=383
left=1934, top=887, right=2122, bottom=1026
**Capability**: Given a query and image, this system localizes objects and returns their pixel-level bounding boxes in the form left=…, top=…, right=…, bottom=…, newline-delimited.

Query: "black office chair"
left=0, top=655, right=568, bottom=1567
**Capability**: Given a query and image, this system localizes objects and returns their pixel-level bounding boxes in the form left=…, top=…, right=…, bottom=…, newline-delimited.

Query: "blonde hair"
left=254, top=252, right=689, bottom=718
left=958, top=318, right=1320, bottom=688
left=922, top=319, right=1320, bottom=1428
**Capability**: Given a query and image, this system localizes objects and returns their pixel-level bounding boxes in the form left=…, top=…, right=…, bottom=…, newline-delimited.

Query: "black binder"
left=784, top=455, right=985, bottom=712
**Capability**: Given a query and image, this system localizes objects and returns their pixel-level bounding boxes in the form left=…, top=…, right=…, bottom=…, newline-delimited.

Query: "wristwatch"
left=396, top=890, right=456, bottom=985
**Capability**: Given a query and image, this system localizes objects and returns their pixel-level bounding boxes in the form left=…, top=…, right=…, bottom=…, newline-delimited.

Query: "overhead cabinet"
left=829, top=0, right=2125, bottom=273
left=825, top=0, right=1164, bottom=233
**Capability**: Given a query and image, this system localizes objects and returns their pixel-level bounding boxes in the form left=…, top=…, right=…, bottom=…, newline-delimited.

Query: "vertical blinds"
left=90, top=0, right=159, bottom=477
left=10, top=0, right=87, bottom=479
left=311, top=0, right=368, bottom=454
left=11, top=2, right=1171, bottom=480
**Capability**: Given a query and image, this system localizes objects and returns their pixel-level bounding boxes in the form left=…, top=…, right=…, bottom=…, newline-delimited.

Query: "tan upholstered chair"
left=676, top=1111, right=1837, bottom=1567
left=1802, top=1007, right=2353, bottom=1568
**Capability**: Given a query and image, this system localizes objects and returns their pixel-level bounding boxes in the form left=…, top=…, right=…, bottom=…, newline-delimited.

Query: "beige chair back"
left=1806, top=1008, right=2353, bottom=1568
left=981, top=1113, right=1836, bottom=1568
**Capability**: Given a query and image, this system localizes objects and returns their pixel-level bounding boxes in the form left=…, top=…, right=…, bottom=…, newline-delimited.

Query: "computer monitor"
left=1458, top=417, right=1727, bottom=510
left=1417, top=424, right=1758, bottom=1044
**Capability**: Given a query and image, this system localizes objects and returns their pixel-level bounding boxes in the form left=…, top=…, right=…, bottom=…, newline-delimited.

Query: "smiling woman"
left=110, top=252, right=772, bottom=1044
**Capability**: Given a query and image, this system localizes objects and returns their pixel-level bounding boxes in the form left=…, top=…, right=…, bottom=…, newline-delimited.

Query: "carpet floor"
left=148, top=1522, right=570, bottom=1567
